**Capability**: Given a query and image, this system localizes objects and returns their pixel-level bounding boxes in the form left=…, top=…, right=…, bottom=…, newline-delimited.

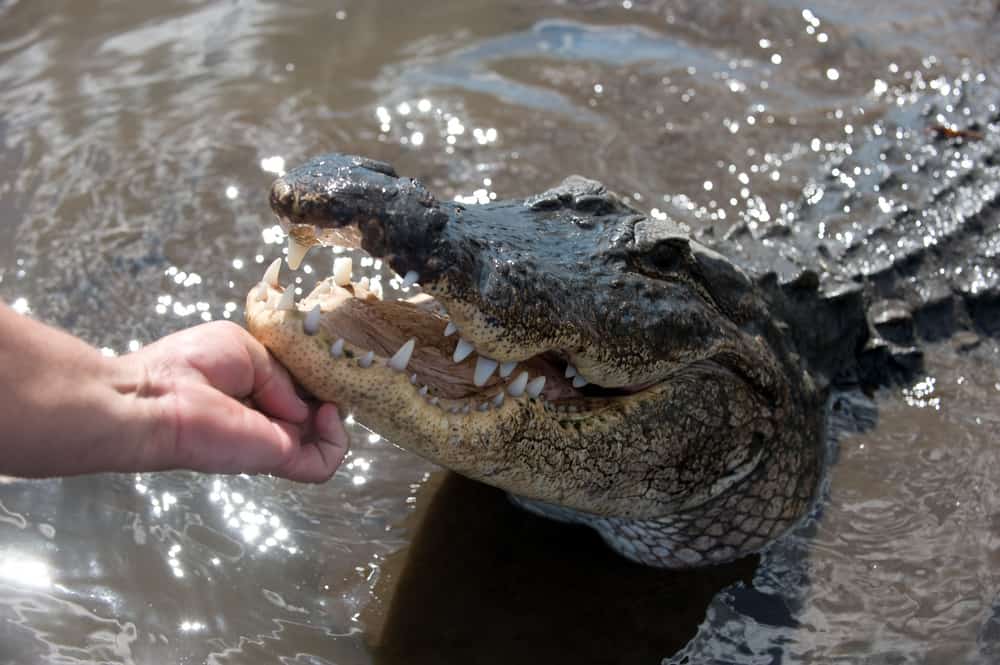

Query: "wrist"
left=47, top=348, right=161, bottom=476
left=102, top=351, right=177, bottom=474
left=0, top=305, right=172, bottom=477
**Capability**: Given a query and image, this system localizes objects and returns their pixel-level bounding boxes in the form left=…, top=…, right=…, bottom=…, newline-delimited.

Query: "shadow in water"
left=363, top=472, right=759, bottom=665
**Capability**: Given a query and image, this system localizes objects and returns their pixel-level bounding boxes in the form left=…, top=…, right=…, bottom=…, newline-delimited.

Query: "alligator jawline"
left=246, top=257, right=657, bottom=418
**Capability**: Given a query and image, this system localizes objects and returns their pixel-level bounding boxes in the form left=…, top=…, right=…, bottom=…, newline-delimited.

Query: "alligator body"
left=245, top=75, right=999, bottom=568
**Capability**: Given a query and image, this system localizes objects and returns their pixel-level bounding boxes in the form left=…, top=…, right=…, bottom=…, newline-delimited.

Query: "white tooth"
left=276, top=289, right=296, bottom=311
left=333, top=257, right=353, bottom=286
left=453, top=338, right=475, bottom=363
left=419, top=385, right=429, bottom=397
left=443, top=321, right=458, bottom=337
left=461, top=404, right=471, bottom=414
left=572, top=375, right=588, bottom=388
left=287, top=237, right=310, bottom=270
left=565, top=364, right=578, bottom=379
left=304, top=304, right=322, bottom=335
left=358, top=350, right=374, bottom=368
left=388, top=338, right=416, bottom=372
left=330, top=338, right=345, bottom=357
left=410, top=373, right=418, bottom=384
left=401, top=270, right=420, bottom=289
left=492, top=392, right=505, bottom=407
left=263, top=258, right=282, bottom=287
left=478, top=402, right=490, bottom=412
left=526, top=376, right=546, bottom=398
left=499, top=361, right=517, bottom=378
left=508, top=371, right=529, bottom=397
left=358, top=276, right=370, bottom=290
left=370, top=280, right=384, bottom=300
left=473, top=357, right=498, bottom=386
left=255, top=282, right=269, bottom=302
left=429, top=397, right=439, bottom=406
left=450, top=406, right=460, bottom=414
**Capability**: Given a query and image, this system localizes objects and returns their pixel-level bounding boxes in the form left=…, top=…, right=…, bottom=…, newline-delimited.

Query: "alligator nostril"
left=269, top=178, right=295, bottom=213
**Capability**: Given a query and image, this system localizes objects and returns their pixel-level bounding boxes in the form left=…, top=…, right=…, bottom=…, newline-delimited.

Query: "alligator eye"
left=572, top=194, right=612, bottom=213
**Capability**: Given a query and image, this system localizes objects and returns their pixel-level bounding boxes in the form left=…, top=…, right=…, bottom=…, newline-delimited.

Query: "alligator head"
left=245, top=153, right=824, bottom=567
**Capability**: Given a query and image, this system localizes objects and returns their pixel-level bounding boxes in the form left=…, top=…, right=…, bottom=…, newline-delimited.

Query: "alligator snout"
left=268, top=153, right=448, bottom=272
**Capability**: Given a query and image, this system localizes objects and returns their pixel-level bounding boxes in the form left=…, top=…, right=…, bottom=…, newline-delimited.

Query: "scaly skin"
left=246, top=155, right=824, bottom=568
left=247, top=75, right=1000, bottom=568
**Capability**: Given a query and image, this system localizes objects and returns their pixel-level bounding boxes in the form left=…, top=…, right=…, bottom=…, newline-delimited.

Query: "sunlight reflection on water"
left=1, top=0, right=999, bottom=662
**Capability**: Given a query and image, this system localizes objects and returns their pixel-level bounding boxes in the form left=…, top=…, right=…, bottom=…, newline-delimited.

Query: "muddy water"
left=1, top=1, right=999, bottom=662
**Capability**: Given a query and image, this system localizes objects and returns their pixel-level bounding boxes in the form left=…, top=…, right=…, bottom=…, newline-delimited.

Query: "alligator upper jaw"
left=259, top=154, right=742, bottom=416
left=265, top=159, right=608, bottom=385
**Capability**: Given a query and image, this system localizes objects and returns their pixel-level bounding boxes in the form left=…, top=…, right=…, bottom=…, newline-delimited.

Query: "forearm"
left=0, top=303, right=155, bottom=476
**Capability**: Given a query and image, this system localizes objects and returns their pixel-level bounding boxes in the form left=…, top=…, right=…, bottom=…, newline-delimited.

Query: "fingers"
left=171, top=322, right=310, bottom=424
left=235, top=327, right=311, bottom=425
left=139, top=322, right=350, bottom=482
left=273, top=403, right=351, bottom=483
left=168, top=386, right=349, bottom=483
left=165, top=384, right=300, bottom=474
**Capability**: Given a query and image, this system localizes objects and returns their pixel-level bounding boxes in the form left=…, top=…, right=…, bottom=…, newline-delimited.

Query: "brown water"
left=1, top=1, right=999, bottom=662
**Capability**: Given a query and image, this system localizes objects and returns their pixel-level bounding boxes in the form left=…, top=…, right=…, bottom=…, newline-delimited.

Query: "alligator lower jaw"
left=243, top=256, right=656, bottom=480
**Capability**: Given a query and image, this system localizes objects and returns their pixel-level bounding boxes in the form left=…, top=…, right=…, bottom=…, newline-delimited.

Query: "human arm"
left=0, top=303, right=348, bottom=481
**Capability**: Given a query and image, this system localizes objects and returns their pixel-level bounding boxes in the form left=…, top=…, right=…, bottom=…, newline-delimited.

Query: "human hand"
left=119, top=321, right=349, bottom=482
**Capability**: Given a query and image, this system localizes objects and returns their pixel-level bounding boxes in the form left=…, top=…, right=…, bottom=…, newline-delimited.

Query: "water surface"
left=1, top=1, right=999, bottom=662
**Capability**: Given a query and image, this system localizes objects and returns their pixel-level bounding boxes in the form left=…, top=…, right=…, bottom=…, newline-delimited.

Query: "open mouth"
left=246, top=238, right=651, bottom=418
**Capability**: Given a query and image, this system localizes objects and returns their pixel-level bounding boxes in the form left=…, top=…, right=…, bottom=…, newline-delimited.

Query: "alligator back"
left=710, top=75, right=1000, bottom=388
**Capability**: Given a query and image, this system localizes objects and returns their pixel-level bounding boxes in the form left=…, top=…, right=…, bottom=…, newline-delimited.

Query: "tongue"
left=299, top=282, right=505, bottom=399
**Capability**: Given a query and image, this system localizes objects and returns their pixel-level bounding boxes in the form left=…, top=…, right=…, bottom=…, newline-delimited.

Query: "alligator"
left=244, top=75, right=1000, bottom=568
